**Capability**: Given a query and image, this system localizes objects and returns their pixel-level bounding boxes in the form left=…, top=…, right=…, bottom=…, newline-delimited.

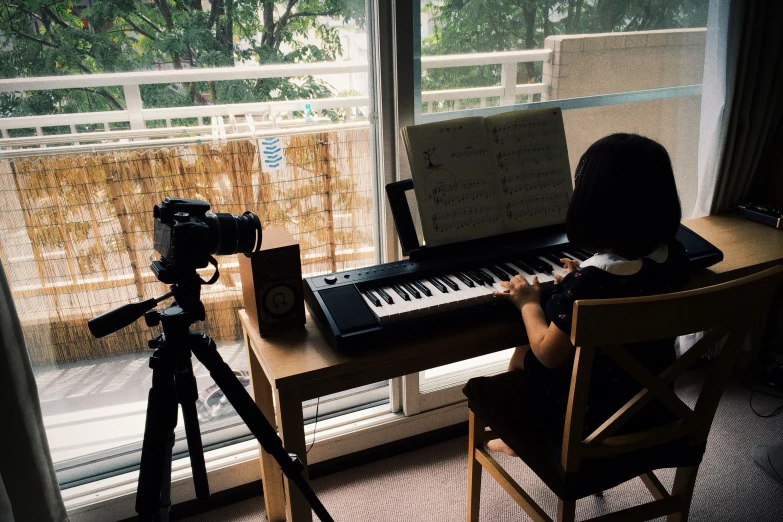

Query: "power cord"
left=306, top=397, right=321, bottom=454
left=737, top=371, right=783, bottom=418
left=749, top=389, right=783, bottom=418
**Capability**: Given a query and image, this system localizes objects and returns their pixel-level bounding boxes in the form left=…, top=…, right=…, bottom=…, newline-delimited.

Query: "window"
left=401, top=0, right=710, bottom=412
left=0, top=0, right=716, bottom=516
left=0, top=0, right=385, bottom=490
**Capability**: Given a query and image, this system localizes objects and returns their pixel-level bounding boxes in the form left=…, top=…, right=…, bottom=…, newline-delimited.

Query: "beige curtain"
left=0, top=259, right=68, bottom=522
left=695, top=0, right=783, bottom=214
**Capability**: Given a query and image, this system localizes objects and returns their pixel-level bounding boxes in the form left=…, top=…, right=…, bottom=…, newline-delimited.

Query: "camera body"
left=154, top=198, right=214, bottom=270
left=153, top=197, right=263, bottom=280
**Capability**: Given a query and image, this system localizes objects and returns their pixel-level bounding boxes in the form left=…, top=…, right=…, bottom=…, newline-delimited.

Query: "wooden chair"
left=465, top=266, right=783, bottom=522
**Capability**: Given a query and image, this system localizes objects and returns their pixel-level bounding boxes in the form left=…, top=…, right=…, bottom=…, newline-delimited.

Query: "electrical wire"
left=749, top=389, right=783, bottom=418
left=306, top=397, right=321, bottom=454
left=737, top=371, right=783, bottom=418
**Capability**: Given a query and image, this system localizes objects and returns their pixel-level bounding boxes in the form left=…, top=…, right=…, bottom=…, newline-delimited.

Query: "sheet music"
left=402, top=108, right=572, bottom=248
left=486, top=108, right=573, bottom=230
left=404, top=118, right=504, bottom=246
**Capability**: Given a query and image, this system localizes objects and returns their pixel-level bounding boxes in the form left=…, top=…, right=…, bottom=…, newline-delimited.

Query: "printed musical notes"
left=487, top=108, right=572, bottom=228
left=495, top=145, right=556, bottom=170
left=432, top=205, right=502, bottom=233
left=500, top=170, right=567, bottom=196
left=428, top=179, right=497, bottom=207
left=504, top=194, right=569, bottom=223
left=402, top=108, right=573, bottom=247
left=490, top=118, right=552, bottom=146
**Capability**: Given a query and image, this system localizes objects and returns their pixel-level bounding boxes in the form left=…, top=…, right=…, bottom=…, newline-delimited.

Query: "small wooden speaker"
left=238, top=227, right=305, bottom=335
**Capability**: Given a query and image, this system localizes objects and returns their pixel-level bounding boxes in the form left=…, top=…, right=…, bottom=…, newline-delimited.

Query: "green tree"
left=422, top=0, right=708, bottom=96
left=0, top=0, right=365, bottom=120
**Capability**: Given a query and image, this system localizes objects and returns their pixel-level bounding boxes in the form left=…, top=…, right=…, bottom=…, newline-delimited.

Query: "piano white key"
left=506, top=262, right=537, bottom=285
left=394, top=285, right=425, bottom=319
left=380, top=286, right=410, bottom=323
left=463, top=276, right=494, bottom=303
left=420, top=280, right=456, bottom=310
left=442, top=274, right=483, bottom=307
left=477, top=267, right=508, bottom=293
left=362, top=293, right=391, bottom=324
left=537, top=256, right=568, bottom=280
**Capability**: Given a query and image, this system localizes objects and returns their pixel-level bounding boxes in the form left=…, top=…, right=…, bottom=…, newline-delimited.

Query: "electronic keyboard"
left=303, top=180, right=724, bottom=352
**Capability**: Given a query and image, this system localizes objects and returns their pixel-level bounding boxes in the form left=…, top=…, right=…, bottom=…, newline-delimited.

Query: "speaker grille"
left=319, top=285, right=378, bottom=333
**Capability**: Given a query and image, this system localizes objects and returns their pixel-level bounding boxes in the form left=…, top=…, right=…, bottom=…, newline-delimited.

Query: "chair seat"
left=464, top=371, right=706, bottom=501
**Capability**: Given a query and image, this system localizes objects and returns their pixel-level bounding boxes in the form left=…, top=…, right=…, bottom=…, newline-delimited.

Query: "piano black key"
left=428, top=277, right=448, bottom=293
left=412, top=280, right=432, bottom=296
left=392, top=284, right=410, bottom=301
left=544, top=253, right=565, bottom=266
left=498, top=263, right=518, bottom=276
left=439, top=275, right=460, bottom=291
left=524, top=257, right=553, bottom=274
left=402, top=282, right=421, bottom=298
left=563, top=249, right=588, bottom=261
left=576, top=248, right=594, bottom=258
left=455, top=272, right=475, bottom=287
left=476, top=269, right=495, bottom=284
left=465, top=271, right=485, bottom=286
left=364, top=290, right=381, bottom=307
left=511, top=260, right=534, bottom=275
left=488, top=266, right=510, bottom=281
left=376, top=287, right=394, bottom=304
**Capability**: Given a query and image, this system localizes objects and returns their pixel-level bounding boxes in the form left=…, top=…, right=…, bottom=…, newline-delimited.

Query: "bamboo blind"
left=0, top=129, right=374, bottom=365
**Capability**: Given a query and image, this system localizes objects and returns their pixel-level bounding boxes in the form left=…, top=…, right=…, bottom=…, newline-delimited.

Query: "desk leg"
left=275, top=387, right=314, bottom=522
left=244, top=332, right=287, bottom=522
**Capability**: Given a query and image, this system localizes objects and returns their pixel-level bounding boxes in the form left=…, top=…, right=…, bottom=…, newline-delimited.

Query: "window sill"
left=64, top=402, right=469, bottom=521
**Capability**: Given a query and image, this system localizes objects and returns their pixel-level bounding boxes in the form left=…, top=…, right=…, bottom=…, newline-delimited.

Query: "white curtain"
left=692, top=0, right=744, bottom=218
left=0, top=260, right=68, bottom=522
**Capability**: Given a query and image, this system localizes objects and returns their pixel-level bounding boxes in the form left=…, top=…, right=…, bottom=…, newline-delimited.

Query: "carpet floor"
left=179, top=372, right=783, bottom=521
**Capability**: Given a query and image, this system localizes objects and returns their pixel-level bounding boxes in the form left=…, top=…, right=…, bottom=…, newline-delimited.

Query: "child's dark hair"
left=566, top=133, right=681, bottom=259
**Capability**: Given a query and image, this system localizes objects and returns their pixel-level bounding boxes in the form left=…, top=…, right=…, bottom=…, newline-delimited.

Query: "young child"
left=464, top=133, right=690, bottom=456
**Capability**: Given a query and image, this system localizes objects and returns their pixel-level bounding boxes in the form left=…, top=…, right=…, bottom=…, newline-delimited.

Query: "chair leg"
left=557, top=500, right=576, bottom=522
left=667, top=466, right=699, bottom=522
left=467, top=411, right=484, bottom=522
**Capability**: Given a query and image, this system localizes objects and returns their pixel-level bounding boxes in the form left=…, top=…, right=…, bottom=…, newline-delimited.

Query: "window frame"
left=58, top=0, right=711, bottom=517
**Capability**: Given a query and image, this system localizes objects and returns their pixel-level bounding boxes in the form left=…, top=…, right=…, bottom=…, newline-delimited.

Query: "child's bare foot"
left=487, top=438, right=517, bottom=456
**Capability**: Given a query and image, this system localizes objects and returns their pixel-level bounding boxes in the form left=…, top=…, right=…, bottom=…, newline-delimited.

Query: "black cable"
left=749, top=389, right=783, bottom=418
left=306, top=397, right=320, bottom=454
left=736, top=371, right=783, bottom=418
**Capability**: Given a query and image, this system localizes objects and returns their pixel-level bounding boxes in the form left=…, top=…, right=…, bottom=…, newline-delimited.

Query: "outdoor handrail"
left=0, top=49, right=552, bottom=146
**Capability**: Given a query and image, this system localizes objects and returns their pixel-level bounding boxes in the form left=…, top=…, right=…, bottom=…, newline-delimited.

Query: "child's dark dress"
left=463, top=239, right=690, bottom=445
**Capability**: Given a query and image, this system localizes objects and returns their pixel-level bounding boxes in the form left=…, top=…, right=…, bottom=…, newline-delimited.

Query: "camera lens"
left=205, top=211, right=262, bottom=255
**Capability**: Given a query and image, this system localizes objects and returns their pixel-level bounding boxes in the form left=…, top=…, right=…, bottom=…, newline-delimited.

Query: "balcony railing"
left=0, top=49, right=551, bottom=154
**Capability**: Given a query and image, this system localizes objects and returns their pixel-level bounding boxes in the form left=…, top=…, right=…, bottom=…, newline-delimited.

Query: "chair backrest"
left=560, top=266, right=783, bottom=473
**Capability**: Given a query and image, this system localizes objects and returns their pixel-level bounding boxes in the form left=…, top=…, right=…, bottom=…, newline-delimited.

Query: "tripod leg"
left=176, top=362, right=210, bottom=501
left=136, top=364, right=178, bottom=521
left=191, top=335, right=334, bottom=522
left=157, top=430, right=174, bottom=522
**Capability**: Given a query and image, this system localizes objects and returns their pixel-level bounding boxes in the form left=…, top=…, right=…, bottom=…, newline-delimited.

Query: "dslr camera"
left=152, top=197, right=262, bottom=282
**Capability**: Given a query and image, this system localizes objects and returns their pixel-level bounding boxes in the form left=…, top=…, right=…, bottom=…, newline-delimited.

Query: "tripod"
left=91, top=269, right=333, bottom=522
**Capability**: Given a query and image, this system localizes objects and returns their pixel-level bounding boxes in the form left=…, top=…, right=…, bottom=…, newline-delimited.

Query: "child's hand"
left=554, top=258, right=580, bottom=284
left=494, top=275, right=541, bottom=310
left=560, top=258, right=580, bottom=272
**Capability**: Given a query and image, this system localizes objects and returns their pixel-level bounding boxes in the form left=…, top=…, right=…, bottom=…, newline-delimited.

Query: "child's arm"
left=494, top=275, right=575, bottom=370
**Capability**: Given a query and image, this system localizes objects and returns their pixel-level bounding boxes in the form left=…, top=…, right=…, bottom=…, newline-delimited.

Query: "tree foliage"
left=422, top=0, right=709, bottom=92
left=0, top=0, right=365, bottom=118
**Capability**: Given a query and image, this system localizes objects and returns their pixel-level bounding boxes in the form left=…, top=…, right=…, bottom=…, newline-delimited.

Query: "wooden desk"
left=240, top=213, right=783, bottom=522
